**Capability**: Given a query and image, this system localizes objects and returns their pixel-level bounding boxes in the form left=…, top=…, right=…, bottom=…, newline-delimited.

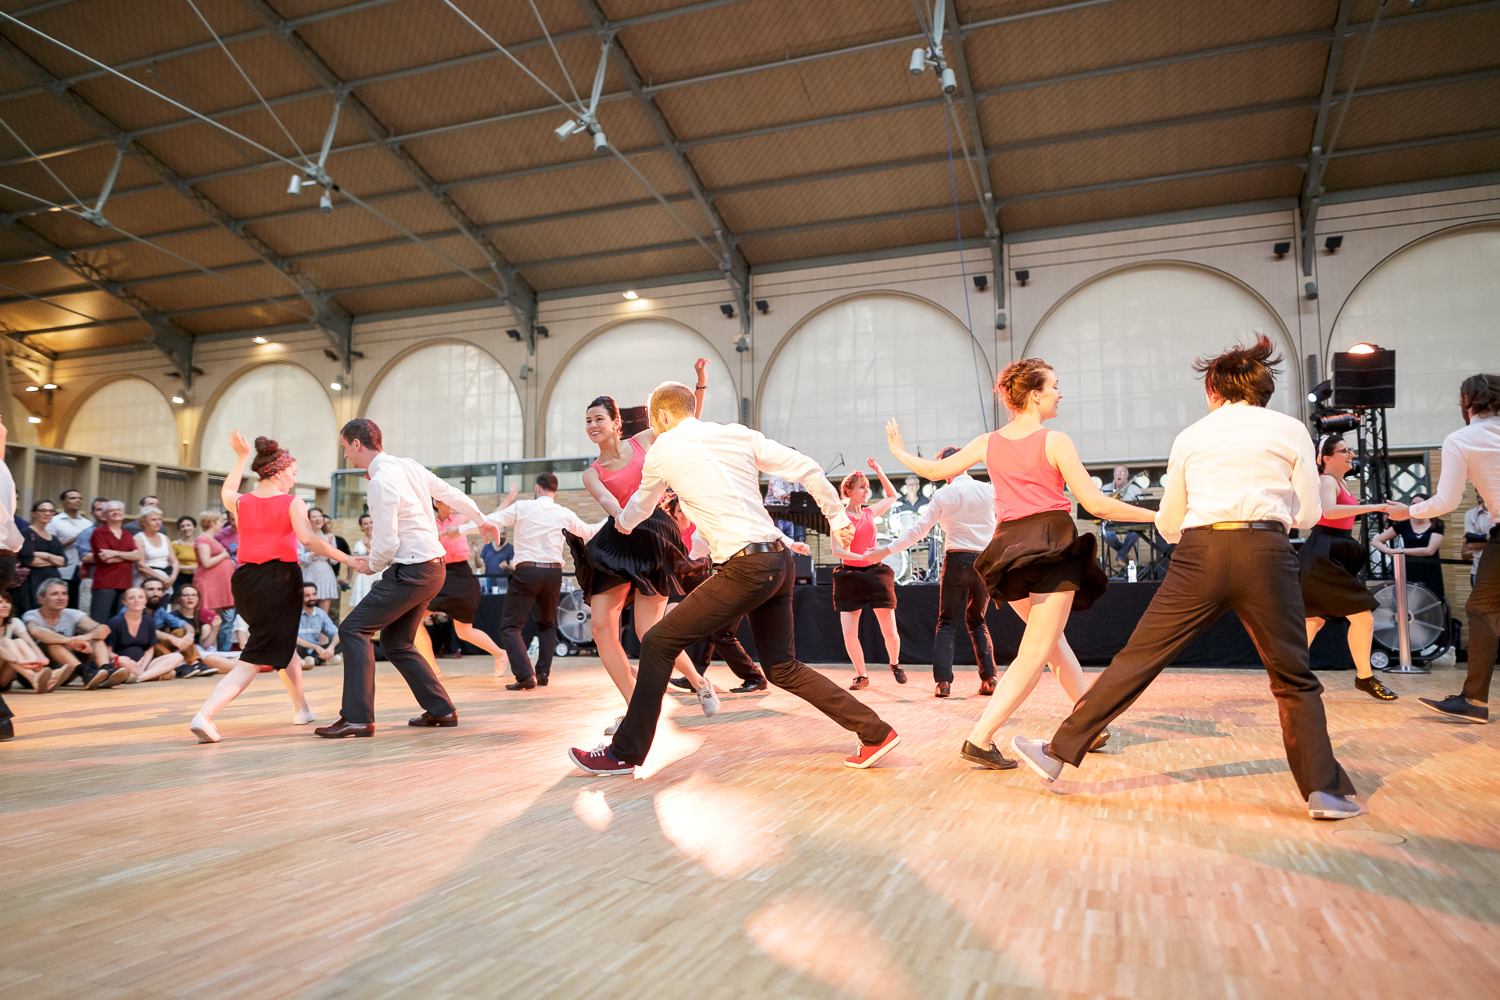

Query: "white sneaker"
left=293, top=709, right=316, bottom=725
left=604, top=715, right=624, bottom=736
left=698, top=684, right=720, bottom=718
left=329, top=654, right=342, bottom=665
left=189, top=714, right=220, bottom=744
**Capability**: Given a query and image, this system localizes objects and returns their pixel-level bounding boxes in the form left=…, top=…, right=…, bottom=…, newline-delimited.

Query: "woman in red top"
left=887, top=358, right=1156, bottom=770
left=830, top=460, right=903, bottom=689
left=189, top=433, right=352, bottom=744
left=90, top=501, right=142, bottom=622
left=1299, top=435, right=1397, bottom=700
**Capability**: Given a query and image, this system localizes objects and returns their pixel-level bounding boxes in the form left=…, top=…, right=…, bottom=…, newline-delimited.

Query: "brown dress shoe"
left=409, top=711, right=458, bottom=727
left=977, top=676, right=997, bottom=696
left=314, top=718, right=374, bottom=738
left=934, top=681, right=951, bottom=698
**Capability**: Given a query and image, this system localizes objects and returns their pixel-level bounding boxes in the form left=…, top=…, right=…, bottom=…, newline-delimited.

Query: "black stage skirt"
left=230, top=560, right=303, bottom=669
left=1298, top=525, right=1379, bottom=619
left=833, top=562, right=897, bottom=612
left=566, top=507, right=688, bottom=599
left=427, top=560, right=481, bottom=623
left=975, top=509, right=1108, bottom=610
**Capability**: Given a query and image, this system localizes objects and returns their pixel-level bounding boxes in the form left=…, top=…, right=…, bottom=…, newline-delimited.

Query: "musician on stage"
left=1101, top=465, right=1144, bottom=566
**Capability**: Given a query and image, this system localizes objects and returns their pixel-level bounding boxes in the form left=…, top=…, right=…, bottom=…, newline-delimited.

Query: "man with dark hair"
left=52, top=489, right=92, bottom=609
left=485, top=473, right=597, bottom=689
left=315, top=419, right=499, bottom=738
left=74, top=497, right=107, bottom=613
left=1388, top=372, right=1500, bottom=723
left=1010, top=336, right=1362, bottom=821
left=123, top=495, right=159, bottom=534
left=864, top=445, right=998, bottom=698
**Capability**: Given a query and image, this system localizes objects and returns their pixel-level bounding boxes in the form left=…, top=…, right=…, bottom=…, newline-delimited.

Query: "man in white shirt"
left=0, top=416, right=26, bottom=738
left=50, top=489, right=92, bottom=609
left=863, top=448, right=998, bottom=698
left=1012, top=337, right=1360, bottom=821
left=316, top=418, right=499, bottom=739
left=1388, top=372, right=1500, bottom=724
left=484, top=472, right=598, bottom=690
left=567, top=382, right=899, bottom=776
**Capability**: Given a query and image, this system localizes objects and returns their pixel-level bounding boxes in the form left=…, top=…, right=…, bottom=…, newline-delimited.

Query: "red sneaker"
left=844, top=730, right=901, bottom=769
left=567, top=744, right=635, bottom=776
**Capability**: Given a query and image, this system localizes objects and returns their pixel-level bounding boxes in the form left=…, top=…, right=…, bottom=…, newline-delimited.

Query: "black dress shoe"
left=0, top=718, right=13, bottom=741
left=668, top=676, right=694, bottom=691
left=314, top=718, right=373, bottom=739
left=1355, top=675, right=1398, bottom=701
left=506, top=677, right=537, bottom=691
left=978, top=676, right=996, bottom=696
left=536, top=674, right=549, bottom=687
left=959, top=739, right=1016, bottom=770
left=730, top=676, right=768, bottom=693
left=890, top=664, right=907, bottom=685
left=409, top=711, right=458, bottom=727
left=934, top=681, right=951, bottom=698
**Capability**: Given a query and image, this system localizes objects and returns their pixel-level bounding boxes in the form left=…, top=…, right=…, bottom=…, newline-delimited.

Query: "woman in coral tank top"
left=886, top=358, right=1156, bottom=771
left=829, top=460, right=905, bottom=690
left=1299, top=434, right=1397, bottom=701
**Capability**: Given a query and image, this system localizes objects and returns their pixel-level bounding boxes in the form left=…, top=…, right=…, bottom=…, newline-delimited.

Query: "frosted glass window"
left=1026, top=264, right=1296, bottom=463
left=760, top=296, right=993, bottom=474
left=1331, top=225, right=1500, bottom=449
left=545, top=320, right=736, bottom=457
left=364, top=343, right=524, bottom=466
left=64, top=378, right=179, bottom=465
left=201, top=364, right=337, bottom=485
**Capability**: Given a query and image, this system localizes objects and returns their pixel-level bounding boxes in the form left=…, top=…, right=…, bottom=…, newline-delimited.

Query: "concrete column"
left=75, top=454, right=100, bottom=506
left=15, top=444, right=35, bottom=513
left=131, top=463, right=158, bottom=509
left=185, top=469, right=208, bottom=518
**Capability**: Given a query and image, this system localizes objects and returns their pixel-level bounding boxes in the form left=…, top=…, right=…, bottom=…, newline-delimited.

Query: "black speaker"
left=793, top=552, right=813, bottom=585
left=1331, top=348, right=1396, bottom=408
left=816, top=564, right=837, bottom=586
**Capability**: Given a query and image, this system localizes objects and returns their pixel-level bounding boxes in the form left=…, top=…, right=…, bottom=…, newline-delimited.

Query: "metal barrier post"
left=1384, top=543, right=1429, bottom=674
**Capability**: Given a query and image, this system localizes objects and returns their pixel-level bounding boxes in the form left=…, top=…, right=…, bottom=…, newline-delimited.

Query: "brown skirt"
left=1298, top=525, right=1379, bottom=619
left=974, top=509, right=1108, bottom=610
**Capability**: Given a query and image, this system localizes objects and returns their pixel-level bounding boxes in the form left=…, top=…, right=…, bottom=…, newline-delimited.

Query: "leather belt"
left=0, top=548, right=13, bottom=557
left=724, top=540, right=785, bottom=564
left=1185, top=520, right=1285, bottom=533
left=516, top=561, right=561, bottom=569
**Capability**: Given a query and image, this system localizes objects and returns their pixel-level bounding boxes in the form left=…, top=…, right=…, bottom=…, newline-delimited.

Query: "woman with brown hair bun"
left=829, top=459, right=904, bottom=689
left=886, top=357, right=1156, bottom=770
left=188, top=432, right=353, bottom=743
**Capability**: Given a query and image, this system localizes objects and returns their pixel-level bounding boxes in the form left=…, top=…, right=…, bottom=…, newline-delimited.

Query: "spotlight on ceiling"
left=1014, top=269, right=1030, bottom=287
left=24, top=385, right=38, bottom=392
left=252, top=336, right=267, bottom=344
left=506, top=329, right=522, bottom=341
left=27, top=415, right=40, bottom=424
left=622, top=290, right=638, bottom=300
left=592, top=129, right=609, bottom=155
left=171, top=394, right=185, bottom=405
left=329, top=381, right=342, bottom=391
left=909, top=48, right=927, bottom=76
left=554, top=119, right=581, bottom=140
left=940, top=67, right=957, bottom=94
left=319, top=191, right=333, bottom=214
left=1273, top=241, right=1291, bottom=260
left=755, top=299, right=769, bottom=315
left=1324, top=235, right=1344, bottom=253
left=720, top=304, right=736, bottom=319
left=43, top=382, right=57, bottom=390
left=535, top=326, right=549, bottom=338
left=972, top=275, right=988, bottom=291
left=287, top=175, right=304, bottom=195
left=1305, top=281, right=1319, bottom=300
left=518, top=364, right=531, bottom=380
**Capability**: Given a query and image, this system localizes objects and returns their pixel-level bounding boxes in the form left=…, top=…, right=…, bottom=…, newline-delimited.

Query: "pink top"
left=236, top=493, right=297, bottom=564
left=436, top=513, right=470, bottom=563
left=192, top=533, right=235, bottom=610
left=594, top=436, right=647, bottom=508
left=841, top=507, right=880, bottom=567
left=1316, top=478, right=1358, bottom=531
left=986, top=429, right=1072, bottom=522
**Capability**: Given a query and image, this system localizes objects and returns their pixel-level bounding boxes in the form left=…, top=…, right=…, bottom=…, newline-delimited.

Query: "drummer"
left=830, top=459, right=905, bottom=689
left=892, top=474, right=938, bottom=577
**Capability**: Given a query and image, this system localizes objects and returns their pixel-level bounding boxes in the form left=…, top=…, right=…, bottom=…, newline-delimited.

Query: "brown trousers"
left=1464, top=540, right=1500, bottom=703
left=154, top=628, right=200, bottom=665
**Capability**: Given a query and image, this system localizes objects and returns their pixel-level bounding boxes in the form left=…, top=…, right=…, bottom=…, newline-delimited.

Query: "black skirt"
left=230, top=560, right=303, bottom=670
left=427, top=561, right=481, bottom=623
left=975, top=509, right=1108, bottom=610
left=566, top=507, right=687, bottom=599
left=1298, top=525, right=1379, bottom=619
left=833, top=562, right=897, bottom=611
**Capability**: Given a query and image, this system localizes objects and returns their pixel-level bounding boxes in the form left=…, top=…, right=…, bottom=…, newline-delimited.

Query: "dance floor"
left=3, top=657, right=1498, bottom=1000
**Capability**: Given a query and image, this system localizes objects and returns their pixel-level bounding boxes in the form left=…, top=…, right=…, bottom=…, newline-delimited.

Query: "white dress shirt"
left=50, top=512, right=92, bottom=580
left=618, top=417, right=850, bottom=564
left=0, top=460, right=21, bottom=552
left=1156, top=401, right=1321, bottom=543
left=886, top=474, right=995, bottom=554
left=483, top=495, right=598, bottom=565
left=364, top=451, right=487, bottom=573
left=1410, top=414, right=1500, bottom=519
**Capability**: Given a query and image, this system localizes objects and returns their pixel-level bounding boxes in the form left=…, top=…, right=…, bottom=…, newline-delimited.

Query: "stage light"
left=972, top=275, right=987, bottom=291
left=287, top=175, right=304, bottom=195
left=592, top=129, right=609, bottom=154
left=319, top=191, right=333, bottom=214
left=535, top=326, right=549, bottom=338
left=909, top=48, right=926, bottom=75
left=252, top=336, right=267, bottom=344
left=1324, top=235, right=1343, bottom=253
left=506, top=329, right=521, bottom=341
left=1332, top=346, right=1395, bottom=409
left=720, top=304, right=735, bottom=318
left=755, top=299, right=769, bottom=314
left=329, top=381, right=342, bottom=391
left=1014, top=269, right=1029, bottom=286
left=24, top=385, right=38, bottom=392
left=27, top=415, right=40, bottom=424
left=555, top=119, right=581, bottom=140
left=1315, top=412, right=1359, bottom=434
left=1273, top=241, right=1290, bottom=259
left=995, top=310, right=1007, bottom=330
left=734, top=334, right=750, bottom=353
left=622, top=290, right=638, bottom=300
left=1348, top=342, right=1378, bottom=354
left=940, top=67, right=957, bottom=94
left=1305, top=281, right=1318, bottom=300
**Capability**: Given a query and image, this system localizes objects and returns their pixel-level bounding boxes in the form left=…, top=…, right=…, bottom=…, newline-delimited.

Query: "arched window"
left=759, top=295, right=993, bottom=473
left=1331, top=224, right=1500, bottom=448
left=545, top=320, right=735, bottom=457
left=200, top=364, right=337, bottom=484
left=64, top=378, right=178, bottom=465
left=1025, top=264, right=1295, bottom=463
left=363, top=343, right=524, bottom=465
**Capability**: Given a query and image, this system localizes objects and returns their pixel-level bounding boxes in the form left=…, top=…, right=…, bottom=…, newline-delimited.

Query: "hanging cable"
left=939, top=94, right=991, bottom=432
left=0, top=277, right=156, bottom=343
left=437, top=0, right=579, bottom=113
left=606, top=146, right=725, bottom=268
left=0, top=113, right=83, bottom=207
left=336, top=188, right=505, bottom=296
left=528, top=0, right=586, bottom=114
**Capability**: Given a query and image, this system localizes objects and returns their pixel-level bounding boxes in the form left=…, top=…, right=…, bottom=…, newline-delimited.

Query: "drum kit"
left=875, top=508, right=943, bottom=584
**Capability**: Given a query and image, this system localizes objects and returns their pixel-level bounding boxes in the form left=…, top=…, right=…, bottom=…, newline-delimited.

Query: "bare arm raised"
left=886, top=420, right=988, bottom=481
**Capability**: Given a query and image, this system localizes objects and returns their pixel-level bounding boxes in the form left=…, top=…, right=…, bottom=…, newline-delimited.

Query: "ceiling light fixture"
left=252, top=336, right=267, bottom=344
left=171, top=394, right=185, bottom=404
left=1324, top=235, right=1344, bottom=253
left=24, top=385, right=38, bottom=392
left=622, top=290, right=638, bottom=300
left=755, top=299, right=769, bottom=314
left=330, top=381, right=343, bottom=391
left=720, top=304, right=735, bottom=319
left=1273, top=241, right=1291, bottom=259
left=27, top=415, right=40, bottom=423
left=43, top=382, right=57, bottom=390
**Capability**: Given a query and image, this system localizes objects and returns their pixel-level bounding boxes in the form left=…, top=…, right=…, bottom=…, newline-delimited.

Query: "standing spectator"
left=348, top=513, right=381, bottom=608
left=296, top=583, right=340, bottom=667
left=173, top=516, right=199, bottom=588
left=1465, top=498, right=1491, bottom=585
left=479, top=529, right=513, bottom=595
left=215, top=506, right=239, bottom=560
left=1, top=589, right=56, bottom=692
left=1374, top=492, right=1446, bottom=600
left=0, top=415, right=21, bottom=738
left=23, top=579, right=124, bottom=689
left=106, top=586, right=183, bottom=681
left=141, top=578, right=206, bottom=676
left=299, top=507, right=339, bottom=613
left=132, top=506, right=178, bottom=591
left=74, top=497, right=106, bottom=613
left=18, top=499, right=67, bottom=613
left=51, top=490, right=92, bottom=609
left=6, top=509, right=30, bottom=617
left=193, top=510, right=236, bottom=650
left=90, top=501, right=141, bottom=621
left=123, top=495, right=159, bottom=534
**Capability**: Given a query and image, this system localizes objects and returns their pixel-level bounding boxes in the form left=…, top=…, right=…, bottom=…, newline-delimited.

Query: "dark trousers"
left=90, top=587, right=125, bottom=624
left=1049, top=528, right=1354, bottom=800
left=933, top=551, right=994, bottom=683
left=502, top=565, right=560, bottom=680
left=338, top=560, right=451, bottom=725
left=611, top=548, right=892, bottom=766
left=1465, top=540, right=1500, bottom=703
left=66, top=576, right=80, bottom=610
left=0, top=554, right=12, bottom=722
left=687, top=617, right=762, bottom=681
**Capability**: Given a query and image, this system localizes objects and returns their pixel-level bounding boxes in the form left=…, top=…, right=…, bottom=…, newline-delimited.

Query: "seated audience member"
left=133, top=506, right=178, bottom=591
left=296, top=583, right=340, bottom=667
left=141, top=578, right=209, bottom=676
left=106, top=586, right=183, bottom=682
left=23, top=579, right=126, bottom=689
left=1, top=589, right=56, bottom=693
left=173, top=516, right=199, bottom=587
left=91, top=501, right=141, bottom=621
left=173, top=583, right=236, bottom=675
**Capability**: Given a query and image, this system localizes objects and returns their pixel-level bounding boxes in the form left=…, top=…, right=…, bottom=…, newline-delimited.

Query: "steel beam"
left=942, top=0, right=1004, bottom=327
left=1300, top=0, right=1355, bottom=279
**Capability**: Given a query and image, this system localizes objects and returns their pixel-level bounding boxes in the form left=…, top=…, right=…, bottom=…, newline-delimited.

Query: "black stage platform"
left=469, top=583, right=1358, bottom=671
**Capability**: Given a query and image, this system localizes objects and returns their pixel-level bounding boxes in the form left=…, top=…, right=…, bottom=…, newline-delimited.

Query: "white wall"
left=363, top=341, right=524, bottom=466
left=200, top=363, right=340, bottom=485
left=62, top=377, right=179, bottom=465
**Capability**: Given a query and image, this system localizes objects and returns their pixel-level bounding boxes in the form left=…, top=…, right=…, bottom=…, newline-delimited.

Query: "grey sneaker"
left=698, top=684, right=720, bottom=718
left=1307, top=791, right=1360, bottom=820
left=1011, top=736, right=1063, bottom=784
left=603, top=715, right=624, bottom=736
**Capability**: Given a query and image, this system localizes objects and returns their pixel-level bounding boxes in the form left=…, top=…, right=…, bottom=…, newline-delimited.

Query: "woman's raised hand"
left=885, top=419, right=905, bottom=455
left=866, top=457, right=883, bottom=474
left=230, top=430, right=250, bottom=458
left=694, top=357, right=710, bottom=380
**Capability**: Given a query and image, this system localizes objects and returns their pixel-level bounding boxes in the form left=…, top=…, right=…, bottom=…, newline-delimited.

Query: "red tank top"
left=841, top=506, right=880, bottom=566
left=986, top=429, right=1072, bottom=522
left=593, top=437, right=647, bottom=507
left=235, top=493, right=297, bottom=564
left=1316, top=477, right=1358, bottom=530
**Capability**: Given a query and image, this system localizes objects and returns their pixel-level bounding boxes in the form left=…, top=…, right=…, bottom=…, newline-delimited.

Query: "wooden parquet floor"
left=2, top=657, right=1498, bottom=1000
